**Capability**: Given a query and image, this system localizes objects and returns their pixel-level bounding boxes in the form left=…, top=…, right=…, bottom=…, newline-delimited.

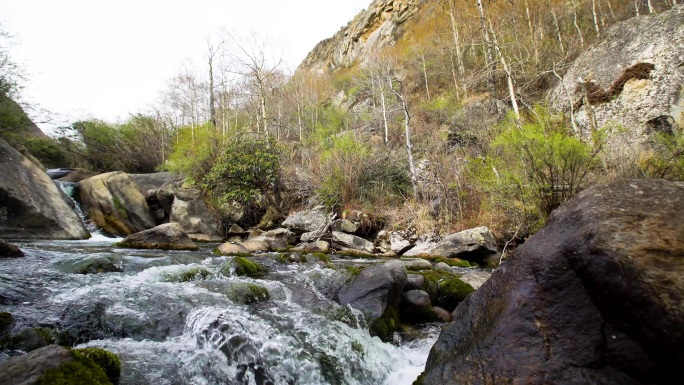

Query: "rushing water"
left=0, top=237, right=440, bottom=385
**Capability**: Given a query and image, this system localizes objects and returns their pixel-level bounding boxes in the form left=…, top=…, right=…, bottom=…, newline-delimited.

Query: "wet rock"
left=0, top=140, right=89, bottom=240
left=117, top=223, right=198, bottom=251
left=338, top=260, right=407, bottom=319
left=399, top=290, right=437, bottom=324
left=0, top=345, right=118, bottom=385
left=79, top=171, right=156, bottom=236
left=1, top=327, right=56, bottom=352
left=332, top=231, right=374, bottom=253
left=0, top=239, right=24, bottom=258
left=432, top=306, right=452, bottom=322
left=420, top=271, right=474, bottom=312
left=282, top=206, right=331, bottom=234
left=331, top=219, right=359, bottom=234
left=420, top=179, right=684, bottom=385
left=405, top=274, right=425, bottom=291
left=403, top=258, right=433, bottom=271
left=77, top=258, right=123, bottom=275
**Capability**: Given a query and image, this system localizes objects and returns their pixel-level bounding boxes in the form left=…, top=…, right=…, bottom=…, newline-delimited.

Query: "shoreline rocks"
left=116, top=223, right=198, bottom=251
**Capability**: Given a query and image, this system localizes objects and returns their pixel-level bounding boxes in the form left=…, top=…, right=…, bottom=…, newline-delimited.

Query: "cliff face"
left=297, top=0, right=422, bottom=74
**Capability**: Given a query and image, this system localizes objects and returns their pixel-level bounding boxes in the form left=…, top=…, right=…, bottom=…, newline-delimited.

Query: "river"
left=0, top=236, right=440, bottom=385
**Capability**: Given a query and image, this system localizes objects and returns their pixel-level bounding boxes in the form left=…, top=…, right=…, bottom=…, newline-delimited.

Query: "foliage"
left=199, top=136, right=281, bottom=224
left=164, top=123, right=223, bottom=182
left=37, top=349, right=112, bottom=385
left=230, top=256, right=266, bottom=277
left=639, top=131, right=684, bottom=181
left=76, top=348, right=122, bottom=385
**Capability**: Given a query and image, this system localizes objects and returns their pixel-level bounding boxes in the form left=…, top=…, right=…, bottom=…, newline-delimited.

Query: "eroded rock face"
left=117, top=223, right=198, bottom=251
left=429, top=226, right=498, bottom=264
left=79, top=172, right=156, bottom=236
left=549, top=6, right=684, bottom=143
left=298, top=0, right=420, bottom=74
left=419, top=179, right=684, bottom=385
left=0, top=140, right=89, bottom=240
left=169, top=188, right=223, bottom=240
left=281, top=206, right=331, bottom=234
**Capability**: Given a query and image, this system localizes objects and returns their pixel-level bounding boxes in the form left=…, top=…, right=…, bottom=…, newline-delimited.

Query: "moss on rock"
left=369, top=306, right=401, bottom=342
left=227, top=282, right=270, bottom=304
left=77, top=347, right=122, bottom=385
left=37, top=349, right=112, bottom=385
left=3, top=327, right=56, bottom=352
left=164, top=267, right=211, bottom=282
left=231, top=256, right=266, bottom=277
left=418, top=270, right=475, bottom=312
left=435, top=257, right=473, bottom=268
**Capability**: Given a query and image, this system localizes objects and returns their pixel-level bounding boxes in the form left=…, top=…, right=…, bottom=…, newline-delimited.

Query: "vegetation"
left=226, top=282, right=270, bottom=304
left=37, top=349, right=113, bottom=385
left=76, top=348, right=122, bottom=385
left=230, top=256, right=266, bottom=277
left=418, top=270, right=474, bottom=312
left=163, top=267, right=211, bottom=282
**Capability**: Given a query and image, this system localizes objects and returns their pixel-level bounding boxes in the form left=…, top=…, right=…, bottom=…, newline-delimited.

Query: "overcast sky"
left=0, top=0, right=369, bottom=130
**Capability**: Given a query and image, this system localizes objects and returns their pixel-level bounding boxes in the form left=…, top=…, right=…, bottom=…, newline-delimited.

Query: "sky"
left=0, top=0, right=370, bottom=131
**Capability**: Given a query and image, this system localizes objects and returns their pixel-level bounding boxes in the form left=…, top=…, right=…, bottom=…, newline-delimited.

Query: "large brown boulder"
left=419, top=179, right=684, bottom=385
left=79, top=172, right=156, bottom=236
left=169, top=188, right=223, bottom=240
left=117, top=223, right=198, bottom=251
left=0, top=140, right=89, bottom=239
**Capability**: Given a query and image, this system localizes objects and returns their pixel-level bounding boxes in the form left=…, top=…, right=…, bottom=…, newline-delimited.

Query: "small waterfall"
left=55, top=180, right=103, bottom=237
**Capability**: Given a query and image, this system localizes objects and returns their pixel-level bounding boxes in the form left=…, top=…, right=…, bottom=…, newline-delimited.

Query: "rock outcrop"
left=0, top=140, right=89, bottom=240
left=79, top=172, right=156, bottom=236
left=419, top=179, right=684, bottom=385
left=282, top=206, right=331, bottom=234
left=117, top=223, right=198, bottom=251
left=0, top=238, right=24, bottom=258
left=338, top=260, right=407, bottom=319
left=298, top=0, right=420, bottom=74
left=169, top=188, right=223, bottom=241
left=549, top=5, right=684, bottom=142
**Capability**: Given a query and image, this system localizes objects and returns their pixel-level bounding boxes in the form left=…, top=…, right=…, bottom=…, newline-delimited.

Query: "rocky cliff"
left=298, top=0, right=422, bottom=74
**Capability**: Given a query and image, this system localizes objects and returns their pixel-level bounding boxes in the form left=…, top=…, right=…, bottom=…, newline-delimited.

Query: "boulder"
left=390, top=231, right=413, bottom=254
left=240, top=240, right=270, bottom=253
left=169, top=188, right=223, bottom=239
left=405, top=274, right=425, bottom=291
left=403, top=258, right=433, bottom=271
left=129, top=172, right=183, bottom=195
left=56, top=168, right=98, bottom=183
left=432, top=306, right=452, bottom=323
left=79, top=171, right=156, bottom=236
left=429, top=226, right=497, bottom=264
left=0, top=239, right=24, bottom=258
left=117, top=223, right=198, bottom=251
left=0, top=345, right=118, bottom=385
left=293, top=240, right=330, bottom=253
left=282, top=206, right=331, bottom=234
left=402, top=240, right=438, bottom=257
left=217, top=242, right=249, bottom=255
left=331, top=219, right=359, bottom=234
left=549, top=6, right=684, bottom=144
left=338, top=260, right=407, bottom=319
left=399, top=290, right=437, bottom=323
left=419, top=179, right=684, bottom=385
left=0, top=140, right=89, bottom=239
left=332, top=231, right=375, bottom=253
left=433, top=262, right=452, bottom=272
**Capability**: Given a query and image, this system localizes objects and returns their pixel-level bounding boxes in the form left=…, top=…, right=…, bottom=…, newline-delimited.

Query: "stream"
left=0, top=236, right=440, bottom=385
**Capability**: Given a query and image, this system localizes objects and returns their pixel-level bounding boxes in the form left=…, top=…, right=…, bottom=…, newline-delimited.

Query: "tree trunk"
left=477, top=0, right=497, bottom=96
left=488, top=19, right=520, bottom=124
left=572, top=1, right=586, bottom=48
left=524, top=0, right=540, bottom=66
left=390, top=78, right=418, bottom=199
left=592, top=0, right=601, bottom=38
left=551, top=8, right=565, bottom=54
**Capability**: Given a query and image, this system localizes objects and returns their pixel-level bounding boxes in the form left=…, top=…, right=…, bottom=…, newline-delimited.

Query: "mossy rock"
left=418, top=271, right=474, bottom=312
left=435, top=257, right=473, bottom=268
left=0, top=312, right=13, bottom=335
left=228, top=257, right=266, bottom=277
left=318, top=351, right=345, bottom=385
left=37, top=349, right=112, bottom=385
left=77, top=347, right=122, bottom=385
left=226, top=282, right=270, bottom=304
left=369, top=306, right=402, bottom=342
left=163, top=267, right=211, bottom=282
left=3, top=327, right=56, bottom=352
left=310, top=252, right=331, bottom=263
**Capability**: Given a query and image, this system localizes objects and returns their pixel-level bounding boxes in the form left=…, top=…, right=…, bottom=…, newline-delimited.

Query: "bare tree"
left=389, top=75, right=418, bottom=199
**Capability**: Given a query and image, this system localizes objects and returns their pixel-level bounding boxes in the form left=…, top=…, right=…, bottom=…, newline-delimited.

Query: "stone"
left=432, top=306, right=452, bottom=322
left=458, top=269, right=493, bottom=290
left=402, top=240, right=438, bottom=257
left=331, top=219, right=360, bottom=234
left=403, top=258, right=433, bottom=271
left=0, top=345, right=116, bottom=385
left=390, top=231, right=413, bottom=254
left=0, top=140, right=89, bottom=240
left=338, top=260, right=407, bottom=319
left=188, top=233, right=223, bottom=243
left=332, top=231, right=375, bottom=253
left=0, top=239, right=24, bottom=258
left=399, top=290, right=436, bottom=324
left=405, top=274, right=425, bottom=291
left=240, top=240, right=270, bottom=253
left=293, top=241, right=330, bottom=253
left=434, top=262, right=452, bottom=272
left=227, top=223, right=246, bottom=235
left=169, top=188, right=223, bottom=238
left=129, top=172, right=183, bottom=196
left=217, top=242, right=249, bottom=255
left=79, top=171, right=156, bottom=236
left=281, top=206, right=331, bottom=234
left=249, top=228, right=296, bottom=251
left=429, top=226, right=497, bottom=264
left=419, top=179, right=684, bottom=385
left=550, top=6, right=684, bottom=145
left=117, top=223, right=198, bottom=251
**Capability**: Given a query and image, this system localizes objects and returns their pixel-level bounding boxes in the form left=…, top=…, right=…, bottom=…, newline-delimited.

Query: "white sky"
left=0, top=0, right=369, bottom=131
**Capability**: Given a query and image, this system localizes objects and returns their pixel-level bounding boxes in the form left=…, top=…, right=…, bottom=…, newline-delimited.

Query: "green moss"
left=276, top=253, right=290, bottom=264
left=412, top=373, right=426, bottom=385
left=232, top=257, right=266, bottom=277
left=351, top=340, right=365, bottom=357
left=37, top=349, right=112, bottom=385
left=336, top=251, right=376, bottom=259
left=311, top=252, right=331, bottom=263
left=318, top=352, right=345, bottom=385
left=111, top=196, right=128, bottom=219
left=435, top=257, right=472, bottom=268
left=0, top=312, right=12, bottom=334
left=418, top=271, right=474, bottom=312
left=4, top=327, right=56, bottom=351
left=227, top=283, right=270, bottom=304
left=164, top=267, right=211, bottom=282
left=369, top=306, right=401, bottom=342
left=77, top=348, right=121, bottom=385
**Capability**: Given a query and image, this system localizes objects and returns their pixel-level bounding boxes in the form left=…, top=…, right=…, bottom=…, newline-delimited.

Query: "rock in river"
left=117, top=223, right=198, bottom=251
left=419, top=179, right=684, bottom=385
